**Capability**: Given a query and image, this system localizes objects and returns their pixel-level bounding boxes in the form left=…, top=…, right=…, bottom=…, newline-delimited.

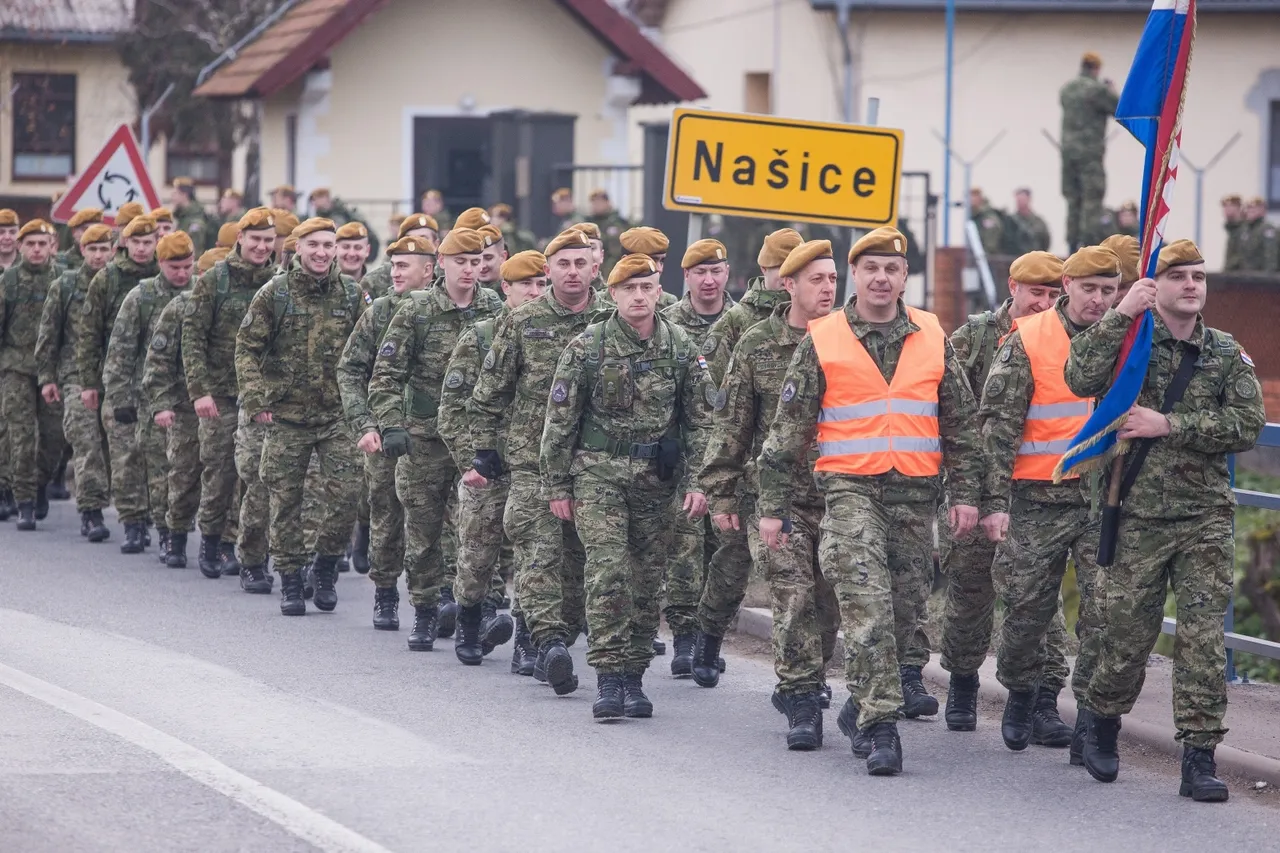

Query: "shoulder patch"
left=150, top=333, right=168, bottom=352
left=1235, top=377, right=1258, bottom=399
left=551, top=379, right=569, bottom=404
left=363, top=291, right=374, bottom=305
left=701, top=336, right=718, bottom=355
left=378, top=340, right=397, bottom=358
left=184, top=300, right=198, bottom=317
left=712, top=388, right=728, bottom=410
left=1000, top=345, right=1013, bottom=363
left=331, top=308, right=348, bottom=318
left=781, top=380, right=797, bottom=403
left=1240, top=348, right=1254, bottom=367
left=240, top=312, right=253, bottom=329
left=987, top=375, right=1006, bottom=397
left=703, top=384, right=720, bottom=407
left=483, top=349, right=497, bottom=371
left=445, top=370, right=464, bottom=389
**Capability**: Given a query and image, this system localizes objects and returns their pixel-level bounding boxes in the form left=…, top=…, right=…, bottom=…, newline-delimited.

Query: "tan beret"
left=398, top=214, right=438, bottom=238
left=570, top=221, right=601, bottom=240
left=149, top=206, right=174, bottom=223
left=682, top=238, right=728, bottom=269
left=282, top=235, right=298, bottom=254
left=80, top=223, right=113, bottom=246
left=273, top=210, right=300, bottom=236
left=67, top=208, right=104, bottom=229
left=438, top=227, right=485, bottom=255
left=1155, top=239, right=1204, bottom=276
left=121, top=216, right=158, bottom=239
left=0, top=209, right=18, bottom=227
left=780, top=240, right=834, bottom=279
left=173, top=177, right=195, bottom=190
left=1008, top=251, right=1064, bottom=286
left=308, top=187, right=331, bottom=201
left=1082, top=51, right=1102, bottom=67
left=222, top=188, right=243, bottom=200
left=335, top=221, right=368, bottom=241
left=216, top=222, right=241, bottom=248
left=757, top=228, right=804, bottom=268
left=1100, top=234, right=1140, bottom=282
left=238, top=207, right=276, bottom=232
left=18, top=219, right=57, bottom=241
left=1221, top=193, right=1242, bottom=206
left=422, top=189, right=443, bottom=202
left=198, top=247, right=230, bottom=273
left=618, top=226, right=669, bottom=256
left=1118, top=200, right=1138, bottom=214
left=589, top=188, right=609, bottom=201
left=1062, top=245, right=1120, bottom=278
left=1246, top=195, right=1266, bottom=208
left=386, top=236, right=437, bottom=256
left=501, top=250, right=548, bottom=282
left=608, top=253, right=659, bottom=286
left=544, top=228, right=592, bottom=257
left=115, top=202, right=146, bottom=229
left=849, top=226, right=907, bottom=263
left=292, top=217, right=336, bottom=240
left=490, top=203, right=512, bottom=218
left=454, top=207, right=491, bottom=230
left=550, top=187, right=572, bottom=203
left=156, top=231, right=195, bottom=261
left=272, top=184, right=297, bottom=198
left=477, top=224, right=503, bottom=246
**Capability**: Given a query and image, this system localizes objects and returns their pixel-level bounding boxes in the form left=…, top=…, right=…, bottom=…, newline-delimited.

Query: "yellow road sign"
left=664, top=109, right=904, bottom=228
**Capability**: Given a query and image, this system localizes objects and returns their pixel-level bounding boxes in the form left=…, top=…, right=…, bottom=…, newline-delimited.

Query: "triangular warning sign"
left=51, top=124, right=161, bottom=226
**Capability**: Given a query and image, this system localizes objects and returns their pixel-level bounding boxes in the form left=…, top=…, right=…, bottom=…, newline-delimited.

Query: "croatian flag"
left=1053, top=0, right=1197, bottom=481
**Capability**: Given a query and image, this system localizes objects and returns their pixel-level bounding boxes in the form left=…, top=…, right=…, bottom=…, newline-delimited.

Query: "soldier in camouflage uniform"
left=586, top=190, right=629, bottom=274
left=547, top=188, right=585, bottom=245
left=338, top=234, right=437, bottom=630
left=35, top=223, right=114, bottom=539
left=0, top=209, right=18, bottom=273
left=968, top=189, right=1005, bottom=257
left=1068, top=240, right=1264, bottom=802
left=367, top=228, right=503, bottom=649
left=541, top=253, right=711, bottom=720
left=1059, top=51, right=1119, bottom=250
left=1220, top=194, right=1244, bottom=272
left=0, top=210, right=16, bottom=513
left=757, top=228, right=982, bottom=776
left=470, top=229, right=608, bottom=695
left=149, top=208, right=176, bottom=238
left=78, top=214, right=160, bottom=551
left=56, top=208, right=105, bottom=272
left=618, top=226, right=679, bottom=310
left=362, top=215, right=439, bottom=306
left=1239, top=196, right=1279, bottom=272
left=236, top=218, right=364, bottom=616
left=218, top=189, right=247, bottom=228
left=335, top=221, right=372, bottom=282
left=489, top=203, right=537, bottom=255
left=699, top=239, right=838, bottom=749
left=978, top=247, right=1120, bottom=755
left=312, top=189, right=379, bottom=258
left=103, top=231, right=195, bottom=561
left=171, top=179, right=212, bottom=254
left=420, top=190, right=453, bottom=234
left=1010, top=189, right=1051, bottom=253
left=439, top=250, right=547, bottom=668
left=1114, top=200, right=1140, bottom=239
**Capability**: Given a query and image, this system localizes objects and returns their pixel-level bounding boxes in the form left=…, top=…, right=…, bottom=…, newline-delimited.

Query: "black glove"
left=113, top=405, right=137, bottom=425
left=472, top=449, right=504, bottom=480
left=781, top=519, right=793, bottom=534
left=381, top=427, right=412, bottom=459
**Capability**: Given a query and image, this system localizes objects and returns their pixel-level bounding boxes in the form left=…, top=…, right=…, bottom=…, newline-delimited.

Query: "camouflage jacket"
left=142, top=291, right=194, bottom=414
left=361, top=263, right=393, bottom=301
left=337, top=288, right=417, bottom=437
left=439, top=307, right=509, bottom=471
left=586, top=211, right=629, bottom=272
left=661, top=290, right=737, bottom=353
left=540, top=312, right=711, bottom=499
left=701, top=280, right=790, bottom=384
left=470, top=289, right=611, bottom=474
left=174, top=202, right=211, bottom=253
left=0, top=258, right=59, bottom=376
left=757, top=298, right=982, bottom=519
left=1059, top=73, right=1119, bottom=157
left=1223, top=220, right=1245, bottom=273
left=699, top=303, right=821, bottom=516
left=235, top=261, right=363, bottom=426
left=500, top=222, right=538, bottom=256
left=1239, top=218, right=1279, bottom=272
left=35, top=264, right=96, bottom=387
left=182, top=250, right=277, bottom=400
left=368, top=282, right=503, bottom=440
left=1010, top=211, right=1051, bottom=253
left=951, top=298, right=1014, bottom=396
left=1065, top=309, right=1265, bottom=519
left=57, top=242, right=85, bottom=272
left=103, top=275, right=187, bottom=413
left=77, top=252, right=160, bottom=389
left=970, top=204, right=1005, bottom=256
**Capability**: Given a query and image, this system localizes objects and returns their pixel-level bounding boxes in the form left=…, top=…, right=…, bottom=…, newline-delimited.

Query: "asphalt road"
left=2, top=502, right=1276, bottom=852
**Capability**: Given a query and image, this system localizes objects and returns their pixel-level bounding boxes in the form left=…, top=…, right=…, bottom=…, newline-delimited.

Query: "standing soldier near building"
left=1239, top=196, right=1279, bottom=272
left=236, top=218, right=364, bottom=615
left=0, top=209, right=19, bottom=273
left=586, top=190, right=628, bottom=274
left=549, top=188, right=584, bottom=241
left=1010, top=189, right=1051, bottom=253
left=420, top=190, right=453, bottom=233
left=968, top=189, right=1005, bottom=256
left=1060, top=51, right=1119, bottom=251
left=757, top=227, right=981, bottom=776
left=1220, top=194, right=1244, bottom=272
left=363, top=215, right=439, bottom=301
left=218, top=189, right=247, bottom=227
left=1068, top=240, right=1264, bottom=802
left=57, top=208, right=105, bottom=271
left=489, top=203, right=536, bottom=255
left=476, top=224, right=509, bottom=291
left=171, top=178, right=211, bottom=253
left=0, top=210, right=17, bottom=518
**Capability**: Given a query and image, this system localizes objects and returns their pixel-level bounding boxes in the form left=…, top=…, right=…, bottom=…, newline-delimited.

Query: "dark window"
left=12, top=73, right=76, bottom=180
left=1270, top=100, right=1280, bottom=210
left=167, top=145, right=219, bottom=185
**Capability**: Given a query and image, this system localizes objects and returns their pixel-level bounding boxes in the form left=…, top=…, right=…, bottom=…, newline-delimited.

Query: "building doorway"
left=412, top=116, right=492, bottom=213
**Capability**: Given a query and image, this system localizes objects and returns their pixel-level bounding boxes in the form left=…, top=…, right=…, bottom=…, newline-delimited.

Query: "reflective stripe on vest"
left=811, top=305, right=945, bottom=477
left=1010, top=308, right=1092, bottom=481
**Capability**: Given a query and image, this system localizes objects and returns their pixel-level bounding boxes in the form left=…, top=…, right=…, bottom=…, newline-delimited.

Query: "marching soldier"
left=171, top=178, right=211, bottom=253
left=335, top=221, right=372, bottom=281
left=618, top=226, right=677, bottom=308
left=58, top=208, right=105, bottom=271
left=420, top=190, right=453, bottom=233
left=1221, top=194, right=1244, bottom=272
left=216, top=222, right=241, bottom=250
left=585, top=189, right=628, bottom=273
left=569, top=222, right=607, bottom=290
left=0, top=209, right=19, bottom=273
left=1101, top=233, right=1139, bottom=300
left=218, top=189, right=247, bottom=227
left=476, top=224, right=508, bottom=290
left=363, top=214, right=439, bottom=300
left=150, top=208, right=176, bottom=237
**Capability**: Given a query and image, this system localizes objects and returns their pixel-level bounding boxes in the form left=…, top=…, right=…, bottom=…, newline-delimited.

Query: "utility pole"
left=140, top=83, right=175, bottom=156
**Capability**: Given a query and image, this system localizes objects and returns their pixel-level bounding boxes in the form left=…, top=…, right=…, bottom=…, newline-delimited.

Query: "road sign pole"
left=685, top=214, right=704, bottom=296
left=844, top=96, right=882, bottom=303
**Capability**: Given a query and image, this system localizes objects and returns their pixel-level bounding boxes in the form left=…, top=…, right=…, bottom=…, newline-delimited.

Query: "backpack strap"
left=136, top=278, right=158, bottom=345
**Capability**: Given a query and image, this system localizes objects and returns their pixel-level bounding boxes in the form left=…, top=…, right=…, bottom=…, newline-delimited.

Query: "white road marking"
left=0, top=661, right=396, bottom=853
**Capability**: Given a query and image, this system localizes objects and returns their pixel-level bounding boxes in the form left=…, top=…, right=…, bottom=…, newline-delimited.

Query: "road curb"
left=734, top=606, right=1280, bottom=788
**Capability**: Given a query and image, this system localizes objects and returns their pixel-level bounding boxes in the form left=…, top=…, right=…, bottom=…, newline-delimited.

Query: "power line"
left=663, top=0, right=807, bottom=34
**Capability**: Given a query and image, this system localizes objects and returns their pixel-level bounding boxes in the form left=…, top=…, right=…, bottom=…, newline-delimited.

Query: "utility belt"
left=404, top=385, right=439, bottom=418
left=579, top=420, right=682, bottom=480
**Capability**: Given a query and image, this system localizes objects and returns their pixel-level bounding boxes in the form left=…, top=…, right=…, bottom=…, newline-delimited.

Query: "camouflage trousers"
left=820, top=492, right=935, bottom=730
left=994, top=499, right=1098, bottom=698
left=452, top=476, right=514, bottom=609
left=196, top=400, right=240, bottom=537
left=666, top=504, right=715, bottom=635
left=0, top=407, right=7, bottom=491
left=62, top=384, right=110, bottom=511
left=393, top=436, right=458, bottom=608
left=356, top=477, right=370, bottom=526
left=1086, top=509, right=1233, bottom=749
left=162, top=410, right=202, bottom=532
left=365, top=450, right=405, bottom=589
left=0, top=371, right=65, bottom=503
left=234, top=409, right=269, bottom=567
left=697, top=493, right=755, bottom=638
left=1061, top=152, right=1106, bottom=251
left=574, top=464, right=675, bottom=673
left=105, top=401, right=147, bottom=524
left=506, top=469, right=586, bottom=649
left=138, top=413, right=167, bottom=528
left=260, top=419, right=361, bottom=575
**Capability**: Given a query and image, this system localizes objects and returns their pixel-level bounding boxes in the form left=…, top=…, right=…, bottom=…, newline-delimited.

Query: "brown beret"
left=67, top=208, right=104, bottom=229
left=1082, top=51, right=1102, bottom=67
left=454, top=207, right=491, bottom=230
left=757, top=228, right=804, bottom=268
left=293, top=218, right=337, bottom=240
left=386, top=235, right=437, bottom=256
left=682, top=238, right=729, bottom=269
left=156, top=231, right=195, bottom=261
left=309, top=187, right=331, bottom=200
left=1100, top=234, right=1140, bottom=282
left=80, top=223, right=113, bottom=246
left=422, top=189, right=443, bottom=202
left=618, top=226, right=668, bottom=256
left=1155, top=239, right=1204, bottom=276
left=780, top=240, right=834, bottom=279
left=121, top=216, right=158, bottom=239
left=1062, top=245, right=1121, bottom=278
left=501, top=250, right=548, bottom=282
left=849, top=226, right=908, bottom=264
left=1246, top=195, right=1266, bottom=208
left=490, top=203, right=512, bottom=218
left=335, top=221, right=368, bottom=241
left=18, top=219, right=57, bottom=241
left=115, top=202, right=146, bottom=229
left=173, top=177, right=195, bottom=191
left=607, top=253, right=659, bottom=286
left=149, top=206, right=174, bottom=223
left=589, top=188, right=609, bottom=201
left=222, top=188, right=243, bottom=200
left=438, top=227, right=485, bottom=255
left=198, top=247, right=230, bottom=273
left=477, top=224, right=503, bottom=246
left=1008, top=251, right=1064, bottom=286
left=237, top=207, right=274, bottom=232
left=282, top=235, right=298, bottom=255
left=398, top=214, right=438, bottom=238
left=1221, top=193, right=1242, bottom=206
left=0, top=209, right=18, bottom=227
left=273, top=210, right=300, bottom=236
left=550, top=187, right=572, bottom=203
left=570, top=221, right=601, bottom=240
left=272, top=184, right=297, bottom=198
left=1118, top=200, right=1138, bottom=214
left=544, top=228, right=593, bottom=257
left=216, top=222, right=241, bottom=248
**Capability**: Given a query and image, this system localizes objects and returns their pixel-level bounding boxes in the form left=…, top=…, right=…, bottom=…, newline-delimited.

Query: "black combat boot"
left=1082, top=714, right=1122, bottom=783
left=593, top=673, right=625, bottom=720
left=48, top=460, right=70, bottom=500
left=542, top=640, right=578, bottom=695
left=407, top=604, right=438, bottom=651
left=652, top=638, right=666, bottom=656
left=301, top=562, right=315, bottom=600
left=436, top=587, right=458, bottom=638
left=479, top=599, right=513, bottom=655
left=1001, top=688, right=1036, bottom=751
left=81, top=511, right=92, bottom=537
left=351, top=523, right=370, bottom=574
left=35, top=485, right=49, bottom=520
left=1031, top=686, right=1073, bottom=748
left=0, top=489, right=11, bottom=521
left=899, top=665, right=939, bottom=718
left=836, top=697, right=873, bottom=759
left=311, top=555, right=339, bottom=612
left=155, top=527, right=170, bottom=564
left=219, top=542, right=241, bottom=576
left=670, top=633, right=695, bottom=677
left=121, top=522, right=146, bottom=553
left=1070, top=706, right=1095, bottom=766
left=786, top=692, right=824, bottom=751
left=865, top=722, right=904, bottom=776
left=336, top=548, right=350, bottom=574
left=85, top=509, right=110, bottom=542
left=819, top=682, right=832, bottom=709
left=239, top=563, right=273, bottom=594
left=165, top=531, right=188, bottom=568
left=143, top=525, right=152, bottom=547
left=511, top=615, right=536, bottom=676
left=372, top=587, right=400, bottom=630
left=455, top=603, right=484, bottom=666
left=945, top=672, right=980, bottom=732
left=279, top=571, right=306, bottom=616
left=623, top=673, right=654, bottom=718
left=15, top=501, right=36, bottom=531
left=1180, top=746, right=1229, bottom=802
left=198, top=534, right=222, bottom=578
left=691, top=632, right=722, bottom=688
left=533, top=645, right=549, bottom=683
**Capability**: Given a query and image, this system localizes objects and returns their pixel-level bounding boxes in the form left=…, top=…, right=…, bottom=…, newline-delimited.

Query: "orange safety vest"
left=811, top=306, right=945, bottom=477
left=1010, top=308, right=1092, bottom=481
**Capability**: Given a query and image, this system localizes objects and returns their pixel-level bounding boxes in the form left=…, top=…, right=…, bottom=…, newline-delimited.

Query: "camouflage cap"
left=544, top=228, right=592, bottom=257
left=607, top=253, right=659, bottom=286
left=80, top=223, right=114, bottom=246
left=121, top=216, right=158, bottom=239
left=1100, top=234, right=1140, bottom=282
left=115, top=202, right=146, bottom=229
left=293, top=217, right=337, bottom=240
left=501, top=250, right=547, bottom=282
left=570, top=221, right=601, bottom=240
left=335, top=221, right=369, bottom=241
left=217, top=222, right=241, bottom=248
left=17, top=219, right=57, bottom=241
left=1155, top=239, right=1204, bottom=276
left=156, top=231, right=195, bottom=261
left=198, top=247, right=230, bottom=273
left=618, top=226, right=668, bottom=256
left=386, top=235, right=437, bottom=256
left=149, top=206, right=174, bottom=223
left=438, top=227, right=485, bottom=255
left=1008, top=251, right=1064, bottom=286
left=238, top=207, right=276, bottom=232
left=398, top=213, right=439, bottom=238
left=848, top=226, right=907, bottom=264
left=780, top=240, right=834, bottom=278
left=67, top=208, right=105, bottom=229
left=0, top=209, right=18, bottom=227
left=682, top=238, right=729, bottom=269
left=757, top=228, right=804, bottom=268
left=454, top=207, right=491, bottom=230
left=273, top=209, right=300, bottom=236
left=477, top=224, right=503, bottom=246
left=1062, top=245, right=1120, bottom=278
